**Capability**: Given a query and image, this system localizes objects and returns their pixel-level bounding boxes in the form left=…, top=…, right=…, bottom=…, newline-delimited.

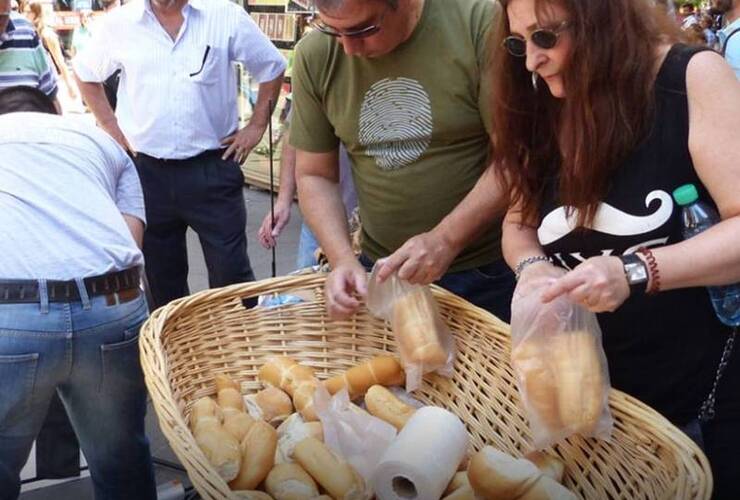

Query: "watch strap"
left=619, top=253, right=648, bottom=296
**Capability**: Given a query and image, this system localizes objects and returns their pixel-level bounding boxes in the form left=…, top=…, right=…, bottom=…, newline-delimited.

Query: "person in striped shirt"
left=0, top=0, right=60, bottom=112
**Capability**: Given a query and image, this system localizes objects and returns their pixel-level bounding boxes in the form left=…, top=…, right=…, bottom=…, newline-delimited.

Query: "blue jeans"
left=359, top=255, right=515, bottom=323
left=296, top=223, right=320, bottom=270
left=0, top=290, right=156, bottom=500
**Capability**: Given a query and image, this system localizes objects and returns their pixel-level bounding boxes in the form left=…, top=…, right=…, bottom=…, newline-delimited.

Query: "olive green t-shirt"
left=290, top=0, right=501, bottom=272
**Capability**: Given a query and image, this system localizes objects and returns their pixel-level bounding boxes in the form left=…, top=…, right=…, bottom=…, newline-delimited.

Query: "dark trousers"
left=359, top=255, right=515, bottom=323
left=680, top=417, right=740, bottom=500
left=135, top=151, right=255, bottom=308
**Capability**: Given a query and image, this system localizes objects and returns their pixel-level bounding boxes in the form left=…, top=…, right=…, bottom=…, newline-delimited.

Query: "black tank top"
left=537, top=44, right=739, bottom=425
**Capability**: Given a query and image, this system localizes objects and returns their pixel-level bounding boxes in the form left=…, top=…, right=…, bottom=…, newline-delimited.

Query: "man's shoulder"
left=294, top=30, right=338, bottom=69
left=0, top=113, right=124, bottom=155
left=721, top=20, right=740, bottom=53
left=295, top=29, right=333, bottom=56
left=5, top=14, right=38, bottom=40
left=440, top=0, right=497, bottom=22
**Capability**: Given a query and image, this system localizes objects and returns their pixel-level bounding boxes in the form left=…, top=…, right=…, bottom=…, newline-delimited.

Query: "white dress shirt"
left=0, top=112, right=145, bottom=280
left=73, top=0, right=286, bottom=159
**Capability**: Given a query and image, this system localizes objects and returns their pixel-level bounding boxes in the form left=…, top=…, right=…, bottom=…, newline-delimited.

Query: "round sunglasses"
left=503, top=21, right=571, bottom=57
left=309, top=7, right=389, bottom=39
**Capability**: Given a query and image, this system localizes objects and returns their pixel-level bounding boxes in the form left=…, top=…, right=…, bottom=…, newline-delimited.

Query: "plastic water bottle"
left=673, top=184, right=740, bottom=327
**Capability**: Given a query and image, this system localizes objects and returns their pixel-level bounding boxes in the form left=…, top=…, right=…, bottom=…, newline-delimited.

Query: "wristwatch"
left=618, top=254, right=649, bottom=296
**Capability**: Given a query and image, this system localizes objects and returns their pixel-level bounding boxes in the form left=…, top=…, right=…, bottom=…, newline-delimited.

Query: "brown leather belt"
left=0, top=267, right=141, bottom=304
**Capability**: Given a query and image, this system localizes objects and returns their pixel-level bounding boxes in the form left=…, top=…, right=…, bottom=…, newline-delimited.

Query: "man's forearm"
left=75, top=76, right=116, bottom=126
left=122, top=214, right=144, bottom=249
left=249, top=74, right=284, bottom=130
left=298, top=174, right=354, bottom=265
left=432, top=165, right=505, bottom=255
left=277, top=132, right=297, bottom=205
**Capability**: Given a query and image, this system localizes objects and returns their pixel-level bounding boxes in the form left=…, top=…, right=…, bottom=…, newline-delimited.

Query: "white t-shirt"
left=0, top=112, right=145, bottom=280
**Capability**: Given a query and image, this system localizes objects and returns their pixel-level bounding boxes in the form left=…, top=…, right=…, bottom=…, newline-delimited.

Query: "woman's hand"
left=540, top=256, right=629, bottom=313
left=514, top=261, right=565, bottom=299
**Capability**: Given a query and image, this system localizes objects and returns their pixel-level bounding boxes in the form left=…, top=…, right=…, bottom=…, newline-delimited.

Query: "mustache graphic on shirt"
left=538, top=190, right=674, bottom=246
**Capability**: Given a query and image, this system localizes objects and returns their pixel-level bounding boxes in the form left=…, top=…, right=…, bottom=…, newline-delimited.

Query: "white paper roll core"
left=372, top=406, right=469, bottom=500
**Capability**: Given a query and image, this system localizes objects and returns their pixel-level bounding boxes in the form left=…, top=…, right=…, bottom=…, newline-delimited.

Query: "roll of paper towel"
left=372, top=406, right=469, bottom=500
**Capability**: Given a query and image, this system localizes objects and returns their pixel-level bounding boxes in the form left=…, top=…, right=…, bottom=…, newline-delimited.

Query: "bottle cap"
left=673, top=184, right=698, bottom=206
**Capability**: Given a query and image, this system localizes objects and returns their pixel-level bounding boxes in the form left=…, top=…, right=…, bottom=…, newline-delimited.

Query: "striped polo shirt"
left=0, top=14, right=57, bottom=96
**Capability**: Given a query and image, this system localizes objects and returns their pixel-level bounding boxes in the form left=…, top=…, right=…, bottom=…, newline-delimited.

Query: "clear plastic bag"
left=313, top=384, right=396, bottom=488
left=510, top=281, right=614, bottom=449
left=366, top=266, right=456, bottom=391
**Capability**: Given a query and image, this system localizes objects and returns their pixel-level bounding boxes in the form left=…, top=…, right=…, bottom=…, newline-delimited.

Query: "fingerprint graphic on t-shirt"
left=358, top=77, right=433, bottom=171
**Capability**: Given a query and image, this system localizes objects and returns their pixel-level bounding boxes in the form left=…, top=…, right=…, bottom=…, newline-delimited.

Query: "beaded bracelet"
left=637, top=247, right=661, bottom=294
left=514, top=255, right=552, bottom=281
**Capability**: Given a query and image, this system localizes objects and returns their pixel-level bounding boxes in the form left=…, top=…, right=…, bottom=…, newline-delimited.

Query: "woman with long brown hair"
left=491, top=0, right=740, bottom=497
left=24, top=1, right=78, bottom=102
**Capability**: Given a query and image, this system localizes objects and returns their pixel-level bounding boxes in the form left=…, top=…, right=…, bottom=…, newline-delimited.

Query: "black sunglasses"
left=503, top=21, right=570, bottom=57
left=309, top=7, right=388, bottom=39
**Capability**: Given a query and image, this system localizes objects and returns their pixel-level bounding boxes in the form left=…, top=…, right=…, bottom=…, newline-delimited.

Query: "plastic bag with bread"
left=312, top=384, right=396, bottom=485
left=510, top=279, right=614, bottom=449
left=366, top=267, right=456, bottom=391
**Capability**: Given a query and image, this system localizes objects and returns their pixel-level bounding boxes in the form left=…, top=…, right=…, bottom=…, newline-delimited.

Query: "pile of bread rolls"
left=188, top=355, right=411, bottom=499
left=188, top=355, right=578, bottom=500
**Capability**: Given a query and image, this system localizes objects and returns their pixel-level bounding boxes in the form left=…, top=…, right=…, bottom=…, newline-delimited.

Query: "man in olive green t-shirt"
left=291, top=0, right=514, bottom=321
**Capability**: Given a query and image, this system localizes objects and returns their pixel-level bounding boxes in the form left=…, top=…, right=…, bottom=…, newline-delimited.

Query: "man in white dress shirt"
left=74, top=0, right=286, bottom=307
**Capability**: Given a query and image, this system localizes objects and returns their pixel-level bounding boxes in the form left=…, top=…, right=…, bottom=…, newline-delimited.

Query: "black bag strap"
left=722, top=28, right=740, bottom=56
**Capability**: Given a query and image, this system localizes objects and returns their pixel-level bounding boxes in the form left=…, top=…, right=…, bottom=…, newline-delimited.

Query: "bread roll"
left=260, top=357, right=320, bottom=422
left=312, top=497, right=332, bottom=500
left=259, top=357, right=316, bottom=396
left=468, top=446, right=540, bottom=499
left=364, top=385, right=416, bottom=431
left=232, top=491, right=274, bottom=500
left=468, top=447, right=576, bottom=500
left=292, top=381, right=319, bottom=422
left=190, top=396, right=223, bottom=428
left=265, top=463, right=320, bottom=500
left=391, top=289, right=449, bottom=366
left=443, top=485, right=476, bottom=500
left=219, top=387, right=246, bottom=413
left=275, top=414, right=324, bottom=464
left=524, top=451, right=565, bottom=483
left=245, top=387, right=294, bottom=425
left=510, top=340, right=562, bottom=432
left=215, top=373, right=240, bottom=392
left=190, top=397, right=241, bottom=482
left=517, top=475, right=577, bottom=500
left=293, top=437, right=365, bottom=500
left=444, top=471, right=470, bottom=495
left=325, top=356, right=405, bottom=399
left=551, top=331, right=604, bottom=435
left=223, top=409, right=256, bottom=442
left=229, top=420, right=278, bottom=490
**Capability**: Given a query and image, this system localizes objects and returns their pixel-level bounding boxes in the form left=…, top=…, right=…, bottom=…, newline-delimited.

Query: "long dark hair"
left=490, top=0, right=680, bottom=226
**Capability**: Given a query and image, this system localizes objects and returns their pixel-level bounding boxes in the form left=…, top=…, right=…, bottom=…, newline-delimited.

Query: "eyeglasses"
left=309, top=7, right=388, bottom=39
left=503, top=21, right=570, bottom=57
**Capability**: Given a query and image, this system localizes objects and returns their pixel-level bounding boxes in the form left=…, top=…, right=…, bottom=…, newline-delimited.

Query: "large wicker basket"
left=139, top=274, right=712, bottom=500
